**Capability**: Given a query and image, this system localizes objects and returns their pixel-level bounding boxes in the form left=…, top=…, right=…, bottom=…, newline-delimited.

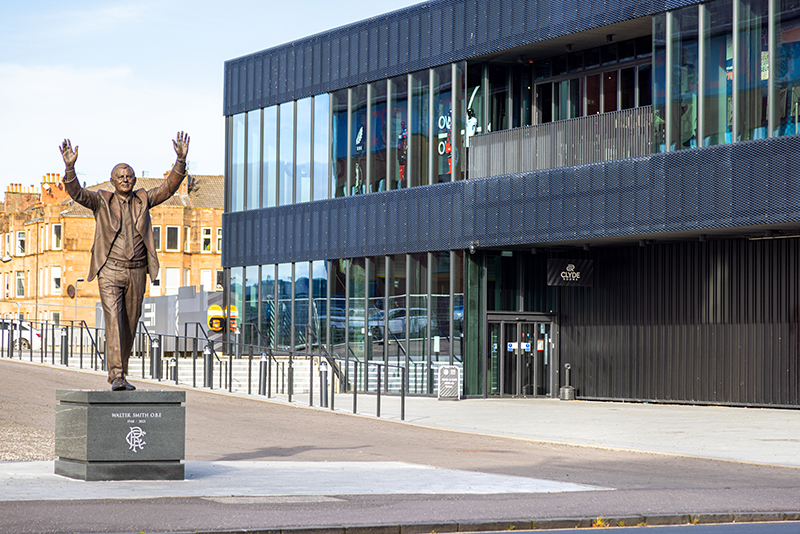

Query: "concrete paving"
left=1, top=358, right=799, bottom=534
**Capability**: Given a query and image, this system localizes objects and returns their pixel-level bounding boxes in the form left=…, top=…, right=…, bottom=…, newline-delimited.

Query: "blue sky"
left=0, top=0, right=421, bottom=191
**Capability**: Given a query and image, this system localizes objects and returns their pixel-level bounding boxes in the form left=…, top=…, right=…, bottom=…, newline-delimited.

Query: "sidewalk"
left=1, top=358, right=799, bottom=534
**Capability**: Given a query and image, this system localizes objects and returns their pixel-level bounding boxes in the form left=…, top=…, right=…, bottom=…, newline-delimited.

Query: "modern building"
left=222, top=0, right=800, bottom=407
left=0, top=173, right=225, bottom=327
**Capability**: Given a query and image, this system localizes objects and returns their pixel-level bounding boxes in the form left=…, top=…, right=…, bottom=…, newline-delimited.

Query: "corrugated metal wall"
left=561, top=240, right=800, bottom=407
left=224, top=0, right=697, bottom=115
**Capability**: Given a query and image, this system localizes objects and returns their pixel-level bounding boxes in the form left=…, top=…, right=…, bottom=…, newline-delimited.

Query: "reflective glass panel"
left=329, top=259, right=347, bottom=357
left=277, top=263, right=292, bottom=349
left=313, top=94, right=330, bottom=201
left=260, top=265, right=276, bottom=348
left=279, top=102, right=294, bottom=205
left=433, top=65, right=453, bottom=183
left=569, top=78, right=582, bottom=118
left=294, top=262, right=310, bottom=348
left=669, top=6, right=699, bottom=150
left=246, top=110, right=260, bottom=210
left=774, top=0, right=800, bottom=136
left=369, top=82, right=388, bottom=192
left=244, top=265, right=259, bottom=345
left=408, top=252, right=428, bottom=394
left=430, top=251, right=450, bottom=367
left=296, top=98, right=312, bottom=203
left=230, top=114, right=245, bottom=212
left=349, top=258, right=366, bottom=378
left=452, top=250, right=464, bottom=364
left=367, top=257, right=384, bottom=363
left=466, top=63, right=484, bottom=151
left=453, top=61, right=467, bottom=181
left=621, top=67, right=636, bottom=109
left=351, top=85, right=367, bottom=195
left=586, top=74, right=601, bottom=115
left=386, top=254, right=407, bottom=371
left=230, top=267, right=243, bottom=341
left=388, top=75, right=409, bottom=189
left=311, top=261, right=327, bottom=348
left=702, top=0, right=733, bottom=146
left=410, top=70, right=430, bottom=187
left=262, top=106, right=278, bottom=208
left=738, top=0, right=769, bottom=141
left=535, top=82, right=553, bottom=123
left=489, top=65, right=509, bottom=131
left=331, top=89, right=348, bottom=198
left=603, top=70, right=618, bottom=113
left=654, top=13, right=668, bottom=151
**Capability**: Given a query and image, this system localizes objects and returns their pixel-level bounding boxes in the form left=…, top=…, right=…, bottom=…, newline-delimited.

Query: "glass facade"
left=225, top=1, right=800, bottom=396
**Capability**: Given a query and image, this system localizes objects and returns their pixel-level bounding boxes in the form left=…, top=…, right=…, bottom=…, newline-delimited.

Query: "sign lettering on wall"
left=547, top=259, right=594, bottom=287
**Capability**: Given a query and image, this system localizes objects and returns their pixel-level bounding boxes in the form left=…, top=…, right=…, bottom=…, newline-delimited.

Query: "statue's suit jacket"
left=63, top=163, right=186, bottom=283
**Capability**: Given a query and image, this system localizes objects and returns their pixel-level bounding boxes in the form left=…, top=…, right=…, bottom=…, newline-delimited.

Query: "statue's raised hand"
left=173, top=131, right=190, bottom=160
left=60, top=139, right=78, bottom=168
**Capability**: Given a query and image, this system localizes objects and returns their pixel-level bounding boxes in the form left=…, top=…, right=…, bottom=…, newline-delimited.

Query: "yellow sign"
left=207, top=304, right=224, bottom=332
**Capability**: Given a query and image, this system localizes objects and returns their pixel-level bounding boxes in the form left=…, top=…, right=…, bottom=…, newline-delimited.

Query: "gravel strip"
left=0, top=419, right=56, bottom=461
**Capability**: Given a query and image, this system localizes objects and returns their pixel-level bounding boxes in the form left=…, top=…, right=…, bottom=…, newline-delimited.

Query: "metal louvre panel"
left=223, top=135, right=800, bottom=266
left=223, top=0, right=696, bottom=115
left=470, top=107, right=654, bottom=178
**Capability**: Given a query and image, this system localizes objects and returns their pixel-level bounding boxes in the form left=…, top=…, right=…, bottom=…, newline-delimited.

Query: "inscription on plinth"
left=55, top=390, right=185, bottom=481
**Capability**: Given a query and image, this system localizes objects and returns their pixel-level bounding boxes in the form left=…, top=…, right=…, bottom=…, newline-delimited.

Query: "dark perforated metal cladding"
left=223, top=0, right=695, bottom=116
left=222, top=135, right=800, bottom=267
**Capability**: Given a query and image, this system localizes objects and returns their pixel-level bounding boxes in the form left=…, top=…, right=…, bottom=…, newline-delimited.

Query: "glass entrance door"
left=487, top=319, right=551, bottom=397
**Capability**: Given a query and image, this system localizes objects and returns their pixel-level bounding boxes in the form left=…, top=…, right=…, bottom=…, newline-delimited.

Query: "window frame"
left=166, top=226, right=180, bottom=252
left=52, top=224, right=62, bottom=250
left=202, top=227, right=212, bottom=253
left=153, top=226, right=162, bottom=251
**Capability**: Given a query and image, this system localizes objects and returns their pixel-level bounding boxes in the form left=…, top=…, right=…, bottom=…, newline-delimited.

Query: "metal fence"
left=0, top=319, right=406, bottom=420
left=469, top=106, right=654, bottom=179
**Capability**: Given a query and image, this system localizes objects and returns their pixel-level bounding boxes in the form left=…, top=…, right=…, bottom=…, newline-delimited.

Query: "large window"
left=410, top=71, right=430, bottom=187
left=202, top=227, right=212, bottom=253
left=313, top=95, right=330, bottom=201
left=153, top=226, right=161, bottom=251
left=351, top=85, right=368, bottom=195
left=262, top=106, right=278, bottom=208
left=16, top=231, right=25, bottom=256
left=246, top=109, right=261, bottom=210
left=166, top=226, right=179, bottom=251
left=230, top=113, right=245, bottom=212
left=332, top=89, right=348, bottom=198
left=388, top=75, right=409, bottom=190
left=279, top=102, right=294, bottom=206
left=738, top=0, right=769, bottom=141
left=52, top=224, right=62, bottom=250
left=15, top=271, right=24, bottom=297
left=296, top=98, right=312, bottom=203
left=774, top=0, right=800, bottom=136
left=51, top=266, right=61, bottom=295
left=669, top=5, right=699, bottom=150
left=433, top=65, right=453, bottom=184
left=703, top=0, right=733, bottom=146
left=369, top=81, right=388, bottom=192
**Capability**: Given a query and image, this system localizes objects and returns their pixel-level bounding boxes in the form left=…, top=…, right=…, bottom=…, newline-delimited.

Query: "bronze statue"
left=59, top=132, right=190, bottom=390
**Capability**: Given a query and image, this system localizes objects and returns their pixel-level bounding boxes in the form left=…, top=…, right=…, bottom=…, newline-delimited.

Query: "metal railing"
left=469, top=105, right=654, bottom=179
left=0, top=318, right=408, bottom=421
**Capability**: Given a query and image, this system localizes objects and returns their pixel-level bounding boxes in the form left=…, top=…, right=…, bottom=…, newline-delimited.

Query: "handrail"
left=182, top=321, right=222, bottom=362
left=79, top=320, right=104, bottom=361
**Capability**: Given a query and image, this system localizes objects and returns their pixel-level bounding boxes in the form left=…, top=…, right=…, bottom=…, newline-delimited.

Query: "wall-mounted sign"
left=547, top=259, right=594, bottom=287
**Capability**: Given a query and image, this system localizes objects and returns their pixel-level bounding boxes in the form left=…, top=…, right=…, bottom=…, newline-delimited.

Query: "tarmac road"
left=1, top=359, right=799, bottom=534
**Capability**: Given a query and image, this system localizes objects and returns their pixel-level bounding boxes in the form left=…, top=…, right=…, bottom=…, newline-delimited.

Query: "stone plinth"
left=55, top=390, right=185, bottom=481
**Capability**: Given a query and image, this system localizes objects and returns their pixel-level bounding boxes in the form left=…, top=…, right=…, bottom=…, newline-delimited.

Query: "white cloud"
left=0, top=63, right=223, bottom=190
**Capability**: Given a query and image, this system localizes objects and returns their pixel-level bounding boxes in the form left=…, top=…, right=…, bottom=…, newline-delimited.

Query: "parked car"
left=0, top=320, right=43, bottom=350
left=370, top=308, right=436, bottom=340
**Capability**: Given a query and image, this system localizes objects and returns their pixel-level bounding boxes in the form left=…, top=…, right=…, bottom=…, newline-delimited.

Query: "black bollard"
left=258, top=353, right=267, bottom=396
left=60, top=327, right=69, bottom=365
left=203, top=345, right=213, bottom=388
left=320, top=360, right=328, bottom=408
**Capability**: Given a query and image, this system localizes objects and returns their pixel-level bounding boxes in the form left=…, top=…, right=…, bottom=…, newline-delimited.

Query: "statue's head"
left=110, top=163, right=136, bottom=196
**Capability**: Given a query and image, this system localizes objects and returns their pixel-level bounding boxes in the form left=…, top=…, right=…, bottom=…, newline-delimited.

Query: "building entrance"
left=486, top=314, right=553, bottom=397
